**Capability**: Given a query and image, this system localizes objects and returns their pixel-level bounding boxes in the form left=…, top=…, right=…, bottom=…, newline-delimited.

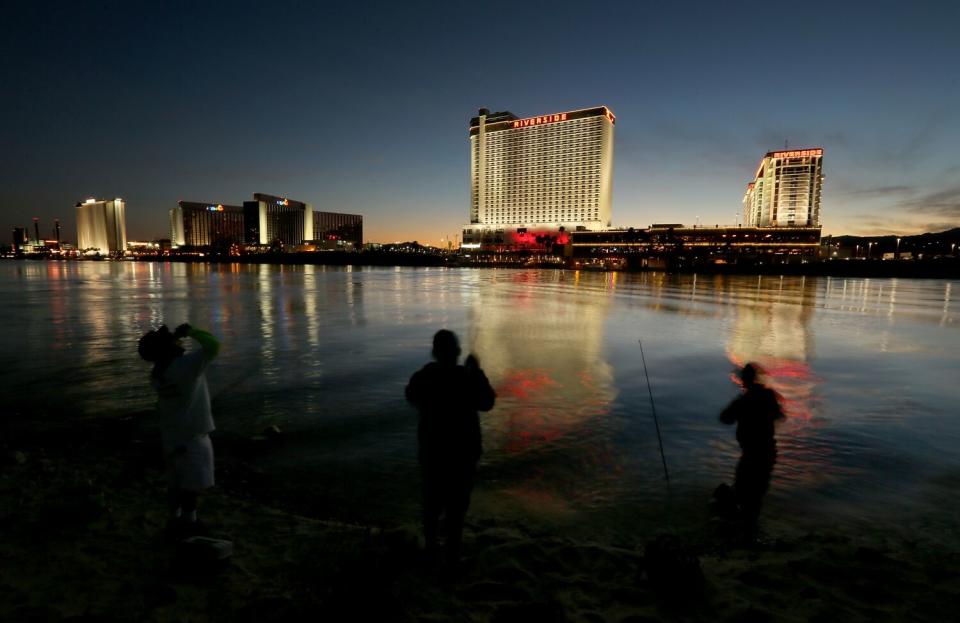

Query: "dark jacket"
left=720, top=384, right=785, bottom=454
left=406, top=362, right=496, bottom=467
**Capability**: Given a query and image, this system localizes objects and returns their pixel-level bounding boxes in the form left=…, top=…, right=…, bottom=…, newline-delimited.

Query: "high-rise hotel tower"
left=76, top=197, right=127, bottom=254
left=743, top=148, right=824, bottom=227
left=463, top=106, right=615, bottom=248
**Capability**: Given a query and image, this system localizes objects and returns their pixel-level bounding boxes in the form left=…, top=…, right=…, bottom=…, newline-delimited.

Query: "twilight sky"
left=2, top=0, right=959, bottom=243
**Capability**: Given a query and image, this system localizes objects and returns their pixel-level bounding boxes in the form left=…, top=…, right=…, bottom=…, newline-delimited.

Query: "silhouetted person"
left=719, top=363, right=785, bottom=539
left=139, top=323, right=221, bottom=536
left=406, top=330, right=495, bottom=568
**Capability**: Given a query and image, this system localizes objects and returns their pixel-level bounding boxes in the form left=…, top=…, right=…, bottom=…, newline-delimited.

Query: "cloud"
left=897, top=185, right=960, bottom=218
left=841, top=183, right=960, bottom=234
left=837, top=185, right=917, bottom=198
left=835, top=214, right=916, bottom=235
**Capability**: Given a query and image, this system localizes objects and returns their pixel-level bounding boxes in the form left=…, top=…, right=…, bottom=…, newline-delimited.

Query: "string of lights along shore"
left=463, top=106, right=616, bottom=249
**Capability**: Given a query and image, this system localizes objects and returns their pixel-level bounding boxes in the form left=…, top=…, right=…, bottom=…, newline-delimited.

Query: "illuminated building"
left=743, top=148, right=824, bottom=227
left=243, top=193, right=313, bottom=245
left=312, top=211, right=363, bottom=249
left=75, top=197, right=127, bottom=254
left=463, top=106, right=616, bottom=251
left=12, top=227, right=28, bottom=255
left=170, top=201, right=245, bottom=249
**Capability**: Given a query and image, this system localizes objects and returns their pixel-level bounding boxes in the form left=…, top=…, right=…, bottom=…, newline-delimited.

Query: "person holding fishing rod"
left=719, top=362, right=785, bottom=540
left=139, top=323, right=221, bottom=536
left=406, top=329, right=496, bottom=570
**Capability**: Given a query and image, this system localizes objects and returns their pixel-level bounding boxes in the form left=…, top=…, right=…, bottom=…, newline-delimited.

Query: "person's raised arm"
left=189, top=327, right=221, bottom=361
left=175, top=324, right=220, bottom=362
left=768, top=388, right=786, bottom=421
left=719, top=398, right=739, bottom=425
left=406, top=370, right=424, bottom=408
left=466, top=354, right=496, bottom=412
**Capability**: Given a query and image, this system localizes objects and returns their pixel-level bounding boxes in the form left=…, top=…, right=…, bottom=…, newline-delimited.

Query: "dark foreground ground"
left=1, top=412, right=957, bottom=622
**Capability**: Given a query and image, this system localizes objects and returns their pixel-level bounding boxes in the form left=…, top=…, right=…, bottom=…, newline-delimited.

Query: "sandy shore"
left=1, top=412, right=957, bottom=622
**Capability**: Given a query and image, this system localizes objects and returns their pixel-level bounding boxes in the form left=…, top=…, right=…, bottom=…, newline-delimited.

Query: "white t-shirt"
left=152, top=349, right=216, bottom=447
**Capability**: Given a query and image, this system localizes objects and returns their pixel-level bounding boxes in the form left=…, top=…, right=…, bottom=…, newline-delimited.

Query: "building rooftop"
left=469, top=106, right=615, bottom=135
left=763, top=148, right=823, bottom=159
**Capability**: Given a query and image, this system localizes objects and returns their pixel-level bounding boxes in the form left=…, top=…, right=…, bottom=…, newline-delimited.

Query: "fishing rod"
left=639, top=339, right=670, bottom=486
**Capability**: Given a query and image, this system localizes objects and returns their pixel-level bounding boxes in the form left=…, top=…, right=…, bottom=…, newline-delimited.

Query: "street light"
left=868, top=241, right=874, bottom=259
left=896, top=237, right=901, bottom=259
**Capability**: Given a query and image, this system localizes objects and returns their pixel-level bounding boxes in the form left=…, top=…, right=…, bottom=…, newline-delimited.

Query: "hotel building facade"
left=312, top=211, right=363, bottom=249
left=170, top=202, right=245, bottom=249
left=169, top=193, right=362, bottom=250
left=463, top=106, right=615, bottom=250
left=743, top=148, right=824, bottom=227
left=244, top=193, right=313, bottom=245
left=76, top=197, right=127, bottom=254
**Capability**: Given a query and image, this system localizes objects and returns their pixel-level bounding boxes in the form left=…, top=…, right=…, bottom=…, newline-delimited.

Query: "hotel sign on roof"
left=511, top=108, right=616, bottom=129
left=768, top=148, right=823, bottom=159
left=470, top=106, right=615, bottom=135
left=513, top=113, right=567, bottom=128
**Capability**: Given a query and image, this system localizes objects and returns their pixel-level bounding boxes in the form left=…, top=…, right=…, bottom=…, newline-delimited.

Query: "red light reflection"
left=726, top=352, right=818, bottom=421
left=499, top=368, right=560, bottom=400
left=725, top=350, right=840, bottom=490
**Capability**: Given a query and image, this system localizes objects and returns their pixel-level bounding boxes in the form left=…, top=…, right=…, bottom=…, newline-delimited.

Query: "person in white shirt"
left=138, top=323, right=220, bottom=533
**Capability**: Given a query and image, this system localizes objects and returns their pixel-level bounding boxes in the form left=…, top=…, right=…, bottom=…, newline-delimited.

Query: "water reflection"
left=0, top=264, right=957, bottom=532
left=469, top=270, right=618, bottom=515
left=471, top=271, right=616, bottom=452
left=722, top=276, right=834, bottom=493
left=725, top=275, right=818, bottom=421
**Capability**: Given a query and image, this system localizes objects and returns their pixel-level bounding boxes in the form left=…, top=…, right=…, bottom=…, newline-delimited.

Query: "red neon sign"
left=509, top=108, right=616, bottom=129
left=513, top=113, right=568, bottom=128
left=771, top=148, right=823, bottom=159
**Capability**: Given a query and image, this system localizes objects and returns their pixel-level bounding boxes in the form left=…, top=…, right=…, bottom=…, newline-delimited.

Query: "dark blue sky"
left=3, top=0, right=958, bottom=242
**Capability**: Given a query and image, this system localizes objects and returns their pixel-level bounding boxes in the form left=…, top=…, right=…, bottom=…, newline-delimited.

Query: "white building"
left=75, top=197, right=127, bottom=254
left=464, top=106, right=615, bottom=249
left=743, top=148, right=824, bottom=227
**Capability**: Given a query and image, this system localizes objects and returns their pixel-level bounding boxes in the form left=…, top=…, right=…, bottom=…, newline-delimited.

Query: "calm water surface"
left=2, top=262, right=958, bottom=539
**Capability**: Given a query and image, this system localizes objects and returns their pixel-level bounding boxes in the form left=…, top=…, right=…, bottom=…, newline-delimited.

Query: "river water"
left=2, top=262, right=958, bottom=539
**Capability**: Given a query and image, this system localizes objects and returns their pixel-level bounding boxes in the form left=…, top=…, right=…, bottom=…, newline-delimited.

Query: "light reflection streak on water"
left=258, top=264, right=277, bottom=383
left=943, top=282, right=952, bottom=327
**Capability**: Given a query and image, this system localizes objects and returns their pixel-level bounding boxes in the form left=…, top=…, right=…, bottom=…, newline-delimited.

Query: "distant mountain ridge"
left=826, top=227, right=959, bottom=256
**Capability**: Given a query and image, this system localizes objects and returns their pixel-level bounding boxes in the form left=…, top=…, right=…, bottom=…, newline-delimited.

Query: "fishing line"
left=639, top=339, right=670, bottom=487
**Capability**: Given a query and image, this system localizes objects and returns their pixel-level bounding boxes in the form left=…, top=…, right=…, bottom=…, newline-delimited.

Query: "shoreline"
left=2, top=411, right=957, bottom=621
left=4, top=254, right=960, bottom=279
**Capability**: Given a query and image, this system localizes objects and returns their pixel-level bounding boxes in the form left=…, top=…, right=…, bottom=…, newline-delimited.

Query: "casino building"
left=76, top=197, right=127, bottom=254
left=170, top=193, right=363, bottom=251
left=463, top=106, right=615, bottom=251
left=312, top=211, right=363, bottom=249
left=743, top=148, right=824, bottom=227
left=244, top=193, right=313, bottom=245
left=170, top=201, right=245, bottom=249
